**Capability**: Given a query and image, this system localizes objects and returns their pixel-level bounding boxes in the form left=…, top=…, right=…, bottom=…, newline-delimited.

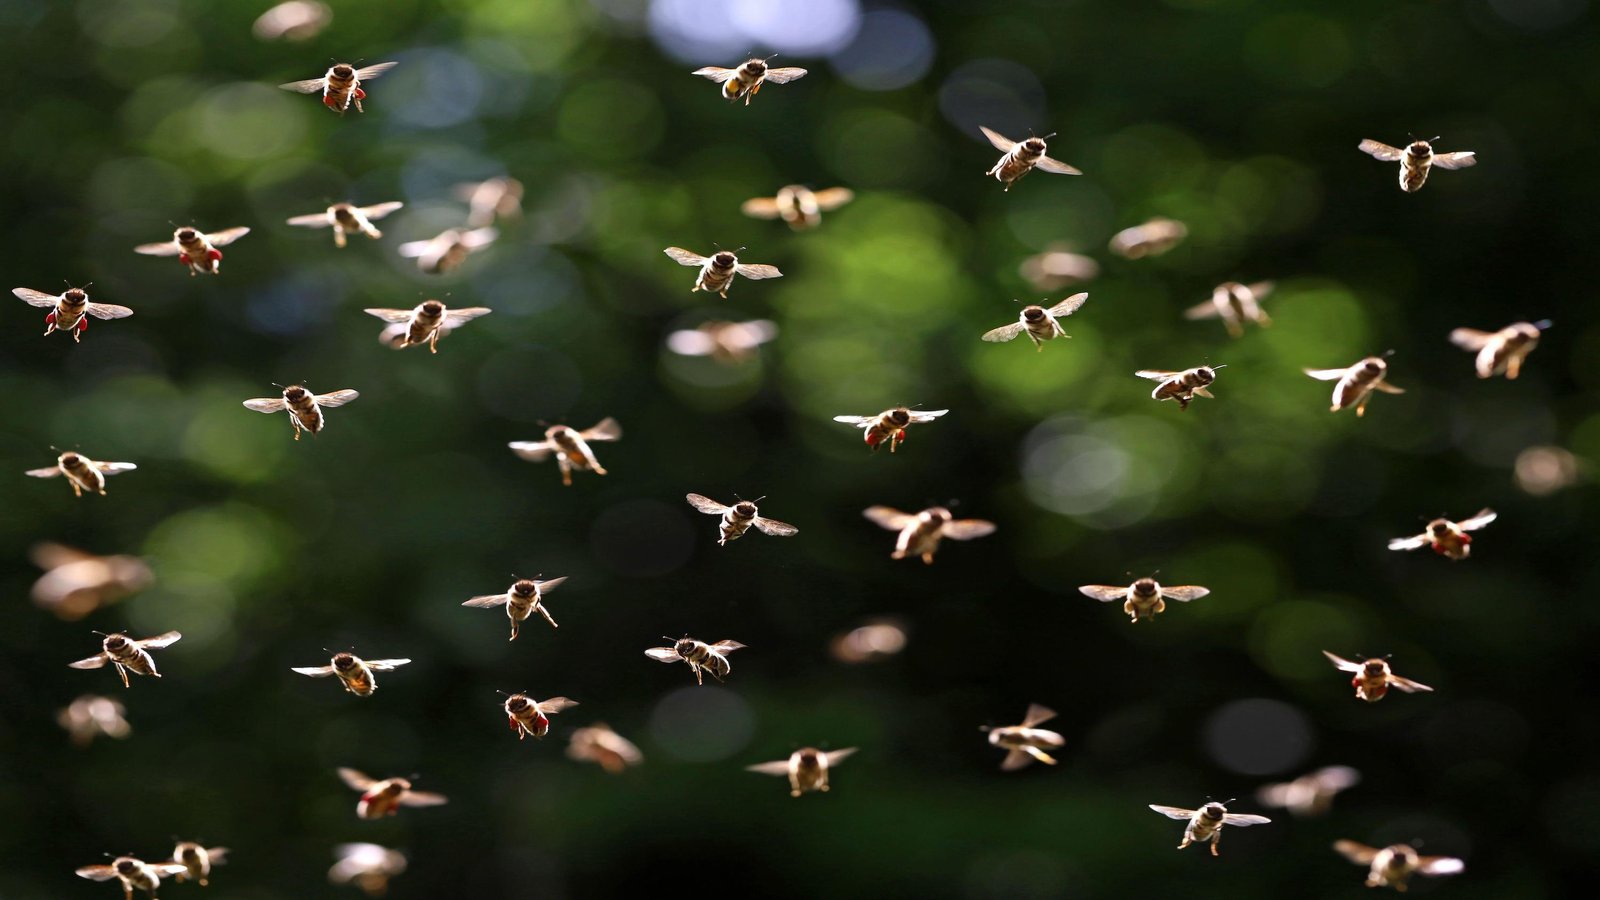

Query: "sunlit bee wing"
left=1184, top=298, right=1222, bottom=320
left=582, top=417, right=623, bottom=441
left=25, top=466, right=63, bottom=478
left=353, top=62, right=398, bottom=81
left=398, top=790, right=447, bottom=807
left=358, top=201, right=404, bottom=220
left=1373, top=381, right=1405, bottom=394
left=442, top=307, right=493, bottom=327
left=207, top=227, right=251, bottom=247
left=741, top=197, right=783, bottom=219
left=1149, top=805, right=1198, bottom=820
left=461, top=594, right=509, bottom=608
left=1035, top=155, right=1082, bottom=175
left=666, top=330, right=718, bottom=355
left=337, top=767, right=376, bottom=790
left=95, top=462, right=138, bottom=475
left=14, top=288, right=61, bottom=307
left=863, top=506, right=915, bottom=531
left=85, top=303, right=134, bottom=320
left=1387, top=674, right=1433, bottom=693
left=645, top=647, right=680, bottom=663
left=292, top=665, right=338, bottom=677
left=1358, top=140, right=1404, bottom=161
left=692, top=66, right=739, bottom=83
left=746, top=759, right=792, bottom=776
left=364, top=308, right=414, bottom=323
left=982, top=321, right=1028, bottom=342
left=824, top=747, right=858, bottom=764
left=69, top=653, right=109, bottom=669
left=1135, top=370, right=1179, bottom=381
left=134, top=240, right=182, bottom=256
left=665, top=247, right=708, bottom=267
left=1222, top=813, right=1271, bottom=826
left=942, top=519, right=996, bottom=540
left=243, top=397, right=288, bottom=413
left=314, top=389, right=359, bottom=408
left=979, top=126, right=1017, bottom=152
left=711, top=640, right=746, bottom=653
left=734, top=263, right=783, bottom=279
left=1322, top=650, right=1363, bottom=672
left=155, top=863, right=191, bottom=876
left=1432, top=151, right=1476, bottom=170
left=396, top=239, right=435, bottom=257
left=1021, top=703, right=1057, bottom=728
left=534, top=577, right=567, bottom=592
left=509, top=440, right=554, bottom=461
left=1333, top=840, right=1380, bottom=864
left=762, top=67, right=808, bottom=84
left=1303, top=367, right=1350, bottom=381
left=686, top=493, right=731, bottom=515
left=833, top=415, right=873, bottom=426
left=460, top=227, right=498, bottom=249
left=138, top=631, right=181, bottom=649
left=1047, top=293, right=1089, bottom=318
left=1419, top=856, right=1465, bottom=875
left=287, top=212, right=333, bottom=228
left=811, top=187, right=854, bottom=210
left=1159, top=585, right=1209, bottom=602
left=1388, top=533, right=1429, bottom=551
left=907, top=409, right=949, bottom=424
left=538, top=697, right=579, bottom=714
left=77, top=865, right=120, bottom=881
left=1078, top=585, right=1128, bottom=602
left=752, top=516, right=798, bottom=537
left=1448, top=328, right=1493, bottom=350
left=1458, top=508, right=1497, bottom=531
left=363, top=659, right=411, bottom=671
left=279, top=76, right=330, bottom=93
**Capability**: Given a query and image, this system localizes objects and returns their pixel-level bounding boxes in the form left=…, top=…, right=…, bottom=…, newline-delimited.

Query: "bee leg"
left=1506, top=356, right=1522, bottom=379
left=428, top=330, right=439, bottom=354
left=1355, top=398, right=1368, bottom=417
left=70, top=481, right=82, bottom=498
left=334, top=229, right=347, bottom=249
left=537, top=605, right=558, bottom=628
left=116, top=663, right=130, bottom=689
left=922, top=552, right=935, bottom=565
left=75, top=317, right=88, bottom=341
left=1210, top=831, right=1221, bottom=857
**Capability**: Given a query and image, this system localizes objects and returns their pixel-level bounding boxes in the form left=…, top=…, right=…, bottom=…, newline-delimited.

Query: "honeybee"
left=31, top=543, right=152, bottom=621
left=1256, top=766, right=1361, bottom=817
left=164, top=842, right=228, bottom=886
left=1108, top=217, right=1188, bottom=259
left=1078, top=577, right=1210, bottom=624
left=329, top=844, right=407, bottom=897
left=25, top=451, right=137, bottom=498
left=746, top=747, right=857, bottom=797
left=13, top=285, right=132, bottom=342
left=252, top=1, right=331, bottom=42
left=501, top=692, right=579, bottom=740
left=58, top=694, right=132, bottom=746
left=455, top=176, right=524, bottom=228
left=461, top=576, right=568, bottom=639
left=134, top=226, right=250, bottom=276
left=336, top=768, right=448, bottom=819
left=1322, top=651, right=1433, bottom=702
left=741, top=185, right=854, bottom=230
left=1450, top=320, right=1550, bottom=379
left=397, top=227, right=498, bottom=274
left=292, top=651, right=411, bottom=697
left=287, top=202, right=403, bottom=248
left=685, top=494, right=798, bottom=546
left=1388, top=509, right=1496, bottom=561
left=984, top=703, right=1067, bottom=771
left=833, top=407, right=949, bottom=452
left=1359, top=137, right=1476, bottom=192
left=692, top=57, right=808, bottom=105
left=863, top=505, right=996, bottom=564
left=663, top=246, right=782, bottom=298
left=566, top=723, right=644, bottom=773
left=1334, top=841, right=1464, bottom=891
left=279, top=61, right=398, bottom=114
left=69, top=630, right=181, bottom=688
left=981, top=294, right=1089, bottom=350
left=645, top=636, right=746, bottom=685
left=364, top=300, right=492, bottom=352
left=1136, top=366, right=1224, bottom=411
left=1304, top=356, right=1404, bottom=416
left=1148, top=800, right=1271, bottom=856
left=1185, top=281, right=1275, bottom=338
left=980, top=127, right=1081, bottom=190
left=1019, top=244, right=1099, bottom=291
left=76, top=856, right=190, bottom=900
left=242, top=384, right=360, bottom=440
left=829, top=620, right=907, bottom=664
left=508, top=418, right=622, bottom=486
left=666, top=319, right=778, bottom=363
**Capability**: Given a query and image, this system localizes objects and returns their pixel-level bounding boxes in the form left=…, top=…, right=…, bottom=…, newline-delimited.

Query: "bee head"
left=1360, top=358, right=1386, bottom=377
left=332, top=653, right=356, bottom=670
left=1131, top=577, right=1158, bottom=596
left=1511, top=321, right=1544, bottom=341
left=60, top=451, right=81, bottom=465
left=886, top=408, right=911, bottom=426
left=733, top=500, right=759, bottom=517
left=505, top=694, right=531, bottom=713
left=1364, top=659, right=1387, bottom=677
left=744, top=58, right=767, bottom=76
left=176, top=228, right=197, bottom=243
left=1021, top=305, right=1046, bottom=321
left=795, top=748, right=822, bottom=767
left=421, top=299, right=444, bottom=316
left=1194, top=365, right=1222, bottom=382
left=712, top=250, right=738, bottom=267
left=103, top=634, right=128, bottom=652
left=114, top=858, right=138, bottom=875
left=283, top=385, right=309, bottom=401
left=925, top=506, right=954, bottom=524
left=511, top=579, right=539, bottom=597
left=63, top=288, right=87, bottom=303
left=546, top=424, right=577, bottom=440
left=1392, top=844, right=1419, bottom=865
left=1407, top=138, right=1437, bottom=155
left=1428, top=520, right=1452, bottom=537
left=332, top=63, right=355, bottom=78
left=673, top=637, right=697, bottom=655
left=1201, top=802, right=1228, bottom=819
left=330, top=202, right=354, bottom=215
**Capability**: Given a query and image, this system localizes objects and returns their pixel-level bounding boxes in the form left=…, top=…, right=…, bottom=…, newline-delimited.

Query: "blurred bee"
left=1515, top=445, right=1580, bottom=496
left=329, top=844, right=407, bottom=897
left=645, top=636, right=746, bottom=686
left=566, top=723, right=644, bottom=773
left=980, top=127, right=1081, bottom=190
left=1149, top=801, right=1272, bottom=856
left=741, top=185, right=853, bottom=230
left=337, top=769, right=448, bottom=819
left=981, top=294, right=1089, bottom=351
left=1304, top=355, right=1404, bottom=416
left=58, top=694, right=132, bottom=746
left=164, top=842, right=228, bottom=886
left=397, top=227, right=499, bottom=274
left=134, top=226, right=250, bottom=276
left=1079, top=577, right=1210, bottom=624
left=26, top=451, right=137, bottom=498
left=252, top=1, right=331, bottom=41
left=1019, top=244, right=1099, bottom=291
left=692, top=57, right=808, bottom=105
left=13, top=285, right=133, bottom=342
left=666, top=319, right=778, bottom=364
left=242, top=384, right=360, bottom=440
left=292, top=651, right=411, bottom=697
left=1256, top=766, right=1361, bottom=817
left=69, top=631, right=181, bottom=688
left=1185, top=281, right=1275, bottom=338
left=1322, top=651, right=1433, bottom=702
left=863, top=505, right=996, bottom=564
left=455, top=177, right=524, bottom=228
left=461, top=576, right=569, bottom=639
left=983, top=703, right=1066, bottom=771
left=1449, top=320, right=1550, bottom=379
left=1108, top=217, right=1188, bottom=259
left=1136, top=366, right=1224, bottom=411
left=509, top=418, right=622, bottom=486
left=686, top=494, right=798, bottom=546
left=501, top=692, right=579, bottom=740
left=829, top=620, right=907, bottom=664
left=1334, top=841, right=1464, bottom=891
left=747, top=747, right=857, bottom=797
left=663, top=246, right=782, bottom=298
left=363, top=300, right=492, bottom=353
left=1359, top=136, right=1476, bottom=192
left=279, top=61, right=398, bottom=114
left=76, top=856, right=189, bottom=899
left=31, top=543, right=152, bottom=621
left=833, top=407, right=948, bottom=453
left=287, top=202, right=403, bottom=248
left=1388, top=509, right=1496, bottom=561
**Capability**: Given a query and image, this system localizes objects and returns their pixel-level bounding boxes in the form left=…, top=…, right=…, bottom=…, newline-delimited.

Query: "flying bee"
left=291, top=651, right=411, bottom=697
left=329, top=844, right=407, bottom=897
left=1019, top=244, right=1099, bottom=291
left=455, top=176, right=524, bottom=228
left=164, top=842, right=228, bottom=887
left=279, top=61, right=398, bottom=114
left=1136, top=365, right=1224, bottom=411
left=397, top=226, right=499, bottom=274
left=829, top=620, right=908, bottom=664
left=364, top=299, right=492, bottom=352
left=1334, top=841, right=1464, bottom=891
left=747, top=747, right=858, bottom=797
left=1322, top=651, right=1434, bottom=702
left=663, top=246, right=782, bottom=298
left=1108, top=217, right=1188, bottom=259
left=337, top=769, right=447, bottom=819
left=833, top=407, right=949, bottom=452
left=501, top=692, right=578, bottom=740
left=58, top=694, right=132, bottom=746
left=69, top=630, right=181, bottom=688
left=1359, top=136, right=1476, bottom=192
left=863, top=505, right=996, bottom=564
left=981, top=293, right=1089, bottom=351
left=566, top=723, right=644, bottom=773
left=1185, top=281, right=1275, bottom=338
left=1450, top=319, right=1550, bottom=379
left=692, top=57, right=808, bottom=105
left=242, top=384, right=360, bottom=440
left=685, top=494, right=798, bottom=546
left=287, top=201, right=403, bottom=248
left=645, top=636, right=747, bottom=685
left=461, top=576, right=569, bottom=639
left=1256, top=766, right=1361, bottom=817
left=1079, top=577, right=1210, bottom=624
left=31, top=543, right=152, bottom=621
left=134, top=226, right=250, bottom=276
left=252, top=1, right=332, bottom=42
left=1388, top=509, right=1496, bottom=561
left=1149, top=800, right=1271, bottom=856
left=666, top=319, right=778, bottom=364
left=77, top=856, right=190, bottom=900
left=980, top=127, right=1081, bottom=190
left=13, top=285, right=132, bottom=342
left=983, top=703, right=1067, bottom=771
left=1304, top=355, right=1404, bottom=416
left=25, top=451, right=137, bottom=498
left=509, top=418, right=622, bottom=486
left=742, top=185, right=854, bottom=230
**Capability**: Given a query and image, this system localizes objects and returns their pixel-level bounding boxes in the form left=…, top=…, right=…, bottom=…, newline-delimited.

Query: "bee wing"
left=94, top=461, right=138, bottom=476
left=833, top=415, right=873, bottom=427
left=13, top=288, right=62, bottom=308
left=154, top=863, right=191, bottom=877
left=398, top=790, right=448, bottom=807
left=645, top=647, right=681, bottom=663
left=1418, top=856, right=1465, bottom=875
left=137, top=631, right=181, bottom=649
left=1448, top=327, right=1493, bottom=350
left=745, top=759, right=792, bottom=776
left=1333, top=840, right=1380, bottom=864
left=397, top=238, right=436, bottom=258
left=1149, top=805, right=1198, bottom=820
left=462, top=594, right=509, bottom=608
left=134, top=240, right=182, bottom=256
left=862, top=506, right=915, bottom=531
left=364, top=308, right=415, bottom=323
left=287, top=212, right=333, bottom=228
left=1358, top=139, right=1404, bottom=161
left=25, top=466, right=63, bottom=479
left=942, top=519, right=997, bottom=541
left=1457, top=508, right=1497, bottom=531
left=68, top=653, right=109, bottom=669
left=1222, top=813, right=1272, bottom=826
left=665, top=248, right=709, bottom=270
left=752, top=516, right=798, bottom=537
left=811, top=187, right=854, bottom=211
left=460, top=227, right=499, bottom=249
left=762, top=67, right=808, bottom=84
left=1078, top=585, right=1128, bottom=602
left=292, top=665, right=338, bottom=677
left=353, top=62, right=399, bottom=81
left=1431, top=151, right=1476, bottom=170
left=1387, top=674, right=1433, bottom=693
left=1135, top=370, right=1178, bottom=381
left=243, top=397, right=288, bottom=413
left=692, top=66, right=739, bottom=83
left=734, top=263, right=783, bottom=280
left=534, top=576, right=567, bottom=593
left=1303, top=367, right=1350, bottom=381
left=1373, top=381, right=1405, bottom=394
left=76, top=865, right=120, bottom=881
left=443, top=307, right=493, bottom=327
left=711, top=640, right=746, bottom=653
left=363, top=659, right=411, bottom=671
left=686, top=493, right=731, bottom=515
left=1035, top=154, right=1082, bottom=175
left=999, top=748, right=1032, bottom=771
left=823, top=747, right=858, bottom=765
left=1184, top=298, right=1222, bottom=320
left=727, top=319, right=778, bottom=347
left=1312, top=765, right=1361, bottom=790
left=1159, top=585, right=1210, bottom=602
left=666, top=329, right=717, bottom=356
left=509, top=441, right=555, bottom=461
left=1046, top=292, right=1089, bottom=318
left=741, top=197, right=783, bottom=219
left=981, top=321, right=1028, bottom=343
left=538, top=697, right=579, bottom=714
left=581, top=417, right=623, bottom=442
left=1255, top=782, right=1293, bottom=807
left=1388, top=533, right=1429, bottom=551
left=906, top=409, right=949, bottom=423
left=85, top=303, right=134, bottom=320
left=207, top=227, right=251, bottom=247
left=1021, top=703, right=1057, bottom=728
left=337, top=767, right=376, bottom=790
left=279, top=77, right=330, bottom=93
left=1321, top=650, right=1363, bottom=673
left=979, top=126, right=1017, bottom=152
left=358, top=201, right=404, bottom=221
left=313, top=389, right=360, bottom=408
left=1245, top=281, right=1275, bottom=299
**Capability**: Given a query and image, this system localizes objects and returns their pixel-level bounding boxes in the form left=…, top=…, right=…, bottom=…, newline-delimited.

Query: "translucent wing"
left=664, top=247, right=708, bottom=267
left=442, top=307, right=493, bottom=327
left=1312, top=766, right=1361, bottom=791
left=686, top=493, right=730, bottom=515
left=762, top=67, right=808, bottom=84
left=981, top=321, right=1027, bottom=342
left=710, top=640, right=746, bottom=653
left=86, top=303, right=134, bottom=320
left=645, top=647, right=681, bottom=663
left=979, top=126, right=1016, bottom=152
left=1387, top=674, right=1433, bottom=693
left=824, top=747, right=858, bottom=765
left=364, top=659, right=411, bottom=672
left=538, top=697, right=579, bottom=714
left=25, top=466, right=62, bottom=479
left=95, top=462, right=138, bottom=475
left=833, top=415, right=873, bottom=426
left=358, top=201, right=404, bottom=220
left=752, top=517, right=798, bottom=537
left=396, top=239, right=435, bottom=257
left=727, top=320, right=778, bottom=347
left=460, top=227, right=499, bottom=249
left=999, top=748, right=1033, bottom=771
left=1333, top=840, right=1380, bottom=864
left=811, top=188, right=854, bottom=210
left=1457, top=508, right=1497, bottom=531
left=734, top=263, right=783, bottom=280
left=337, top=767, right=376, bottom=790
left=863, top=506, right=915, bottom=531
left=1035, top=155, right=1082, bottom=175
left=292, top=665, right=338, bottom=677
left=1021, top=703, right=1057, bottom=728
left=1373, top=381, right=1405, bottom=394
left=279, top=77, right=329, bottom=93
left=1419, top=857, right=1465, bottom=875
left=1388, top=533, right=1429, bottom=551
left=1159, top=585, right=1210, bottom=602
left=69, top=653, right=109, bottom=669
left=1449, top=328, right=1493, bottom=350
left=509, top=441, right=554, bottom=461
left=666, top=330, right=717, bottom=356
left=77, top=865, right=120, bottom=881
left=1358, top=139, right=1403, bottom=161
left=1078, top=585, right=1127, bottom=602
left=364, top=308, right=415, bottom=323
left=534, top=576, right=567, bottom=593
left=1322, top=650, right=1362, bottom=673
left=906, top=409, right=949, bottom=423
left=134, top=240, right=182, bottom=256
left=942, top=519, right=996, bottom=540
left=741, top=197, right=782, bottom=219
left=692, top=66, right=738, bottom=84
left=1184, top=298, right=1222, bottom=320
left=1223, top=813, right=1271, bottom=826
left=13, top=288, right=60, bottom=308
left=746, top=759, right=792, bottom=776
left=1149, top=805, right=1197, bottom=820
left=1246, top=281, right=1275, bottom=298
left=353, top=62, right=399, bottom=81
left=1431, top=151, right=1476, bottom=170
left=243, top=397, right=287, bottom=413
left=461, top=594, right=509, bottom=608
left=287, top=212, right=332, bottom=228
left=1135, top=370, right=1178, bottom=381
left=314, top=389, right=359, bottom=408
left=1303, top=367, right=1349, bottom=381
left=1046, top=293, right=1089, bottom=318
left=398, top=790, right=447, bottom=807
left=581, top=417, right=622, bottom=442
left=154, top=863, right=191, bottom=877
left=138, top=631, right=181, bottom=649
left=207, top=227, right=251, bottom=247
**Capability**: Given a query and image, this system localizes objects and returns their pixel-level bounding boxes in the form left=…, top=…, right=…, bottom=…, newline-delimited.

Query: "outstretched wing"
left=1184, top=298, right=1222, bottom=320
left=692, top=67, right=738, bottom=84
left=862, top=506, right=914, bottom=531
left=666, top=329, right=717, bottom=356
left=314, top=389, right=360, bottom=408
left=138, top=631, right=182, bottom=649
left=833, top=415, right=872, bottom=427
left=1388, top=533, right=1429, bottom=551
left=1448, top=328, right=1493, bottom=350
left=1303, top=367, right=1349, bottom=381
left=1358, top=139, right=1403, bottom=161
left=1078, top=585, right=1127, bottom=602
left=243, top=397, right=287, bottom=414
left=287, top=212, right=332, bottom=228
left=734, top=263, right=783, bottom=280
left=745, top=759, right=792, bottom=776
left=462, top=594, right=509, bottom=608
left=1134, top=370, right=1177, bottom=381
left=1222, top=813, right=1272, bottom=826
left=353, top=62, right=399, bottom=82
left=25, top=466, right=63, bottom=479
left=363, top=659, right=411, bottom=672
left=13, top=288, right=61, bottom=308
left=582, top=417, right=623, bottom=442
left=1418, top=856, right=1465, bottom=875
left=812, top=188, right=854, bottom=211
left=535, top=576, right=568, bottom=592
left=824, top=747, right=858, bottom=765
left=664, top=247, right=707, bottom=267
left=979, top=126, right=1016, bottom=152
left=645, top=647, right=681, bottom=663
left=762, top=67, right=808, bottom=84
left=537, top=697, right=579, bottom=714
left=1387, top=674, right=1433, bottom=694
left=1457, top=509, right=1497, bottom=532
left=943, top=519, right=996, bottom=540
left=442, top=307, right=493, bottom=328
left=359, top=202, right=404, bottom=221
left=94, top=461, right=138, bottom=476
left=134, top=240, right=182, bottom=256
left=1046, top=293, right=1089, bottom=318
left=337, top=767, right=376, bottom=791
left=1432, top=151, right=1476, bottom=170
left=1020, top=703, right=1057, bottom=728
left=741, top=196, right=782, bottom=219
left=711, top=640, right=746, bottom=653
left=1035, top=155, right=1082, bottom=175
left=86, top=303, right=135, bottom=320
left=279, top=77, right=329, bottom=94
left=981, top=321, right=1027, bottom=343
left=364, top=308, right=415, bottom=323
left=1159, top=585, right=1209, bottom=602
left=76, top=865, right=120, bottom=881
left=752, top=517, right=798, bottom=537
left=68, top=653, right=109, bottom=669
left=292, top=665, right=338, bottom=678
left=207, top=227, right=251, bottom=247
left=398, top=790, right=447, bottom=807
left=1333, top=840, right=1380, bottom=864
left=1321, top=650, right=1362, bottom=673
left=907, top=409, right=949, bottom=423
left=1149, top=805, right=1197, bottom=820
left=509, top=441, right=554, bottom=461
left=686, top=493, right=730, bottom=515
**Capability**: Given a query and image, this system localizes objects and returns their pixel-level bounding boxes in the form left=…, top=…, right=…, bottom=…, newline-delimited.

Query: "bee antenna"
left=1043, top=132, right=1057, bottom=140
left=1221, top=797, right=1237, bottom=806
left=752, top=495, right=767, bottom=503
left=1428, top=135, right=1440, bottom=142
left=1383, top=349, right=1396, bottom=358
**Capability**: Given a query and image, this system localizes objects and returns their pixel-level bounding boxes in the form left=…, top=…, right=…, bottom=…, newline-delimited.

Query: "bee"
left=76, top=856, right=190, bottom=900
left=1304, top=355, right=1404, bottom=416
left=1185, top=281, right=1275, bottom=338
left=1256, top=766, right=1361, bottom=817
left=508, top=418, right=622, bottom=486
left=397, top=226, right=499, bottom=274
left=501, top=692, right=579, bottom=740
left=25, top=451, right=137, bottom=498
left=461, top=576, right=569, bottom=639
left=363, top=299, right=492, bottom=353
left=1322, top=651, right=1434, bottom=702
left=12, top=285, right=132, bottom=342
left=829, top=620, right=908, bottom=664
left=692, top=57, right=808, bottom=105
left=1078, top=577, right=1210, bottom=624
left=455, top=176, right=524, bottom=228
left=291, top=651, right=411, bottom=697
left=685, top=494, right=798, bottom=546
left=1449, top=320, right=1550, bottom=379
left=1148, top=800, right=1271, bottom=856
left=1359, top=136, right=1476, bottom=192
left=663, top=246, right=782, bottom=298
left=1388, top=509, right=1496, bottom=561
left=863, top=505, right=996, bottom=564
left=666, top=319, right=778, bottom=364
left=30, top=543, right=152, bottom=621
left=983, top=703, right=1067, bottom=771
left=747, top=747, right=858, bottom=797
left=252, top=1, right=332, bottom=42
left=832, top=407, right=949, bottom=452
left=980, top=127, right=1081, bottom=190
left=1019, top=244, right=1099, bottom=291
left=328, top=844, right=407, bottom=897
left=1108, top=217, right=1188, bottom=259
left=69, top=631, right=181, bottom=688
left=242, top=384, right=360, bottom=440
left=645, top=636, right=747, bottom=685
left=58, top=694, right=132, bottom=746
left=1334, top=841, right=1464, bottom=891
left=164, top=842, right=228, bottom=886
left=279, top=61, right=398, bottom=114
left=287, top=201, right=404, bottom=248
left=134, top=226, right=250, bottom=276
left=1136, top=365, right=1225, bottom=411
left=566, top=723, right=645, bottom=773
left=741, top=185, right=854, bottom=230
left=981, top=294, right=1089, bottom=351
left=336, top=768, right=448, bottom=819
